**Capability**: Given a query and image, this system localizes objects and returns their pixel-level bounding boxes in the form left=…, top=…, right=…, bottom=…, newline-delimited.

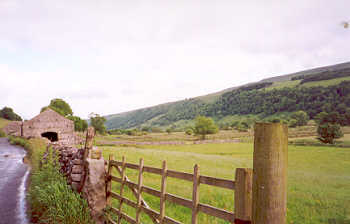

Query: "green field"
left=102, top=142, right=350, bottom=224
left=265, top=80, right=301, bottom=90
left=300, top=76, right=350, bottom=88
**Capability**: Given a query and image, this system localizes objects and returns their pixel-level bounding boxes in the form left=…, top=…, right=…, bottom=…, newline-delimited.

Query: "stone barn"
left=4, top=108, right=76, bottom=145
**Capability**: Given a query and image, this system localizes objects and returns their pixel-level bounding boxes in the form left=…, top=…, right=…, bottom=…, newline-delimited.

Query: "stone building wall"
left=23, top=109, right=75, bottom=145
left=3, top=108, right=76, bottom=145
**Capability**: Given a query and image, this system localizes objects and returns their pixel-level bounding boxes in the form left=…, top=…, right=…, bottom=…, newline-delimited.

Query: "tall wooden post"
left=192, top=164, right=200, bottom=224
left=252, top=123, right=288, bottom=224
left=160, top=161, right=167, bottom=223
left=234, top=168, right=253, bottom=223
left=106, top=154, right=114, bottom=206
left=84, top=126, right=95, bottom=160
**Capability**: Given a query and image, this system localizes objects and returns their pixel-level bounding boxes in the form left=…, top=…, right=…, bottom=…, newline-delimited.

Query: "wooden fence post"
left=192, top=164, right=200, bottom=224
left=136, top=158, right=144, bottom=223
left=117, top=156, right=126, bottom=224
left=84, top=126, right=95, bottom=160
left=252, top=123, right=288, bottom=224
left=234, top=168, right=253, bottom=223
left=106, top=154, right=114, bottom=206
left=160, top=161, right=167, bottom=223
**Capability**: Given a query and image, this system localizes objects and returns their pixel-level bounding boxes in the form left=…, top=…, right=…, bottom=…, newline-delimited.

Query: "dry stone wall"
left=42, top=143, right=86, bottom=192
left=41, top=127, right=107, bottom=224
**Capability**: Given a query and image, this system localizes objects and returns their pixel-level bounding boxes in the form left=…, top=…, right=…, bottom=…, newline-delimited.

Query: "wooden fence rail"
left=106, top=156, right=252, bottom=224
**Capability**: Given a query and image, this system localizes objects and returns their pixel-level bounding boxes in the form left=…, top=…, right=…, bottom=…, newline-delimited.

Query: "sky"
left=0, top=0, right=349, bottom=119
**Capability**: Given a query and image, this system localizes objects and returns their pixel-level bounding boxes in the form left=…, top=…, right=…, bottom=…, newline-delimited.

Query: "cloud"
left=0, top=0, right=349, bottom=119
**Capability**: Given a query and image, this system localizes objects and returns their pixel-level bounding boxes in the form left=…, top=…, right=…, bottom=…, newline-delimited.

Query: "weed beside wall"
left=29, top=163, right=93, bottom=224
left=8, top=136, right=93, bottom=224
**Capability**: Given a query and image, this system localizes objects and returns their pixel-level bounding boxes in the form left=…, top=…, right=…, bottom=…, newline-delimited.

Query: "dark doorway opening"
left=41, top=132, right=58, bottom=142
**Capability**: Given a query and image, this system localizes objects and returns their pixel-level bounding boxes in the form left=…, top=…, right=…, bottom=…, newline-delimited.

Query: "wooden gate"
left=105, top=156, right=252, bottom=224
left=105, top=123, right=288, bottom=224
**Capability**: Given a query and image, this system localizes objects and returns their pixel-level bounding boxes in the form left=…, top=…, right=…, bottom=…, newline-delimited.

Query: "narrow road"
left=0, top=138, right=29, bottom=224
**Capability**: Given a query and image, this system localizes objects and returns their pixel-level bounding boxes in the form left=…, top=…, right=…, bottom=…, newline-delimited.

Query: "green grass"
left=29, top=161, right=93, bottom=224
left=0, top=117, right=10, bottom=130
left=265, top=80, right=301, bottom=90
left=300, top=76, right=350, bottom=88
left=102, top=142, right=350, bottom=224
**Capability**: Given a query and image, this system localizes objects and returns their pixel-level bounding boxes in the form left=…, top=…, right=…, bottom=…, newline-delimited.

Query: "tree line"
left=211, top=81, right=350, bottom=124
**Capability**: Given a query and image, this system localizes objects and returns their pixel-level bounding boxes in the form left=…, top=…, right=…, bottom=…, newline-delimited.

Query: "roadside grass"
left=8, top=136, right=93, bottom=223
left=102, top=143, right=350, bottom=224
left=9, top=136, right=47, bottom=171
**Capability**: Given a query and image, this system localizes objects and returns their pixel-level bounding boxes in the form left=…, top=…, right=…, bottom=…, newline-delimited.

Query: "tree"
left=193, top=116, right=218, bottom=139
left=288, top=119, right=298, bottom=128
left=0, top=107, right=22, bottom=121
left=166, top=128, right=172, bottom=134
left=317, top=122, right=343, bottom=144
left=185, top=128, right=193, bottom=135
left=67, top=115, right=88, bottom=132
left=291, top=111, right=309, bottom=126
left=41, top=99, right=88, bottom=132
left=89, top=113, right=107, bottom=135
left=41, top=98, right=73, bottom=117
left=316, top=112, right=344, bottom=144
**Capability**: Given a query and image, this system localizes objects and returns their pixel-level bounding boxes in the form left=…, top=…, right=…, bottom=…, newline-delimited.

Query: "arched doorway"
left=41, top=132, right=58, bottom=142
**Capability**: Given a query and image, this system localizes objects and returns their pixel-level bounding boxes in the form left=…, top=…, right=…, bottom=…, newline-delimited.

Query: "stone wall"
left=3, top=121, right=22, bottom=136
left=41, top=127, right=106, bottom=224
left=43, top=144, right=86, bottom=191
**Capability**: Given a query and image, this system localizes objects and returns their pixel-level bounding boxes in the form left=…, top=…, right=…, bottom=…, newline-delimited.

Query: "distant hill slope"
left=105, top=61, right=350, bottom=130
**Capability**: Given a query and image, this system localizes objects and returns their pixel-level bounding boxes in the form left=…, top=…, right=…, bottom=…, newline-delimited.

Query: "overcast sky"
left=0, top=0, right=349, bottom=119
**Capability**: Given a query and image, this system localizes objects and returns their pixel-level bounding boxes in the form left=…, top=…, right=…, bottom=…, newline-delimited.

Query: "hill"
left=105, top=61, right=350, bottom=130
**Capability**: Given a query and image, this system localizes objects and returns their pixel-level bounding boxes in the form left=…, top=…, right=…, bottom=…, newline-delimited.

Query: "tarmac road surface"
left=0, top=138, right=29, bottom=224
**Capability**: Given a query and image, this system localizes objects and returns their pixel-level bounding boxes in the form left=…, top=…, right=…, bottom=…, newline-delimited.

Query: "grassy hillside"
left=105, top=61, right=350, bottom=130
left=0, top=118, right=10, bottom=130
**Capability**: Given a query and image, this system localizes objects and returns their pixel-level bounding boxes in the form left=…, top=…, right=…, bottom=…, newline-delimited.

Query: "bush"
left=236, top=124, right=248, bottom=132
left=150, top=127, right=163, bottom=133
left=0, top=106, right=22, bottom=121
left=193, top=116, right=218, bottom=139
left=185, top=128, right=193, bottom=135
left=0, top=130, right=6, bottom=137
left=317, top=122, right=343, bottom=144
left=291, top=111, right=309, bottom=126
left=288, top=119, right=298, bottom=128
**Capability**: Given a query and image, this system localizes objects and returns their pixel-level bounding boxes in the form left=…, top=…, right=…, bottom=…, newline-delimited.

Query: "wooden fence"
left=105, top=156, right=252, bottom=224
left=105, top=122, right=288, bottom=224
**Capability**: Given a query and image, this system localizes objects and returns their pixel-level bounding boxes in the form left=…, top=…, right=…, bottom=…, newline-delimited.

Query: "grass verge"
left=8, top=136, right=93, bottom=224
